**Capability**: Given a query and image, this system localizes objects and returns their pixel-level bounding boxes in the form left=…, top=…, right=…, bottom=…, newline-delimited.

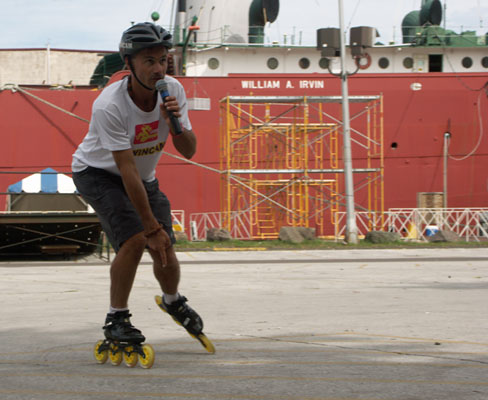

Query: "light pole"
left=338, top=0, right=359, bottom=244
left=443, top=131, right=451, bottom=208
left=316, top=1, right=370, bottom=244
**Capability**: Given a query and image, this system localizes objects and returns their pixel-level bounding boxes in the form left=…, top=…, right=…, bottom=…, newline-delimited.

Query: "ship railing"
left=401, top=25, right=487, bottom=43
left=334, top=208, right=488, bottom=242
left=187, top=24, right=487, bottom=48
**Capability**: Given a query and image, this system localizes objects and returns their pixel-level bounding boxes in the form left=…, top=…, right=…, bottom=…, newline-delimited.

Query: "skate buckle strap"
left=169, top=297, right=203, bottom=334
left=104, top=312, right=141, bottom=334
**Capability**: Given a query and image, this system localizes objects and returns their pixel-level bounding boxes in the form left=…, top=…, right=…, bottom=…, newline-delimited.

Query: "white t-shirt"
left=72, top=75, right=192, bottom=182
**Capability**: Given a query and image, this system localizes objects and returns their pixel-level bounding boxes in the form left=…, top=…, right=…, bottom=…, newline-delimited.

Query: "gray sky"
left=1, top=0, right=486, bottom=50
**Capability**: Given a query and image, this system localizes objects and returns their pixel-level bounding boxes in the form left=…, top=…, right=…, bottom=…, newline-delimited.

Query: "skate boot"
left=93, top=310, right=155, bottom=369
left=103, top=311, right=145, bottom=343
left=155, top=295, right=215, bottom=354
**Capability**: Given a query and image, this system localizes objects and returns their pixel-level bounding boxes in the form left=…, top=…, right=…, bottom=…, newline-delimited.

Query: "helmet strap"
left=127, top=57, right=155, bottom=92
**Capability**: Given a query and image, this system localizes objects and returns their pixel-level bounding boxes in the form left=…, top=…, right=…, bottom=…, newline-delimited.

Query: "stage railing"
left=334, top=208, right=488, bottom=242
left=190, top=208, right=488, bottom=242
left=189, top=211, right=252, bottom=241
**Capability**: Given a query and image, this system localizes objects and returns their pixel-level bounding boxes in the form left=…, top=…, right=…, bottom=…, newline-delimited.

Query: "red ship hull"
left=1, top=73, right=487, bottom=230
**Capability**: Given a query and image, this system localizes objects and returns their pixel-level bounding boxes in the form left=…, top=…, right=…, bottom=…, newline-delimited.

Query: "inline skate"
left=93, top=310, right=155, bottom=369
left=155, top=295, right=215, bottom=354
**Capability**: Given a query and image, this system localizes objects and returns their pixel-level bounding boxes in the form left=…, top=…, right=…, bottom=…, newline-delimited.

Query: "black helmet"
left=119, top=22, right=173, bottom=59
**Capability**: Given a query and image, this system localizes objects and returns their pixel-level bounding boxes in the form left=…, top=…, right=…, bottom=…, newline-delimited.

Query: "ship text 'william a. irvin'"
left=241, top=79, right=325, bottom=89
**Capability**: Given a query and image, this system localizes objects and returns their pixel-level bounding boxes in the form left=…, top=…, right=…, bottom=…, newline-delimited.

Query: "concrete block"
left=279, top=227, right=305, bottom=243
left=365, top=231, right=402, bottom=243
left=206, top=228, right=232, bottom=242
left=428, top=230, right=461, bottom=242
left=174, top=231, right=189, bottom=242
left=296, top=227, right=316, bottom=240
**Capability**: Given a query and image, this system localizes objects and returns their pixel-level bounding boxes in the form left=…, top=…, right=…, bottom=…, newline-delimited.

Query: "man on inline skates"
left=72, top=22, right=209, bottom=359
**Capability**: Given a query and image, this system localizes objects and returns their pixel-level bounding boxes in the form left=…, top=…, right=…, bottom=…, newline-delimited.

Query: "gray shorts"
left=72, top=166, right=175, bottom=252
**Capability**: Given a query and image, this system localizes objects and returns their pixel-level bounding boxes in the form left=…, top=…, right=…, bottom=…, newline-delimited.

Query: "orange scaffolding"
left=219, top=95, right=384, bottom=239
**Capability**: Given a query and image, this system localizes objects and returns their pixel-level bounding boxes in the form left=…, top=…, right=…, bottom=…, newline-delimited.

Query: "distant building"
left=0, top=48, right=114, bottom=86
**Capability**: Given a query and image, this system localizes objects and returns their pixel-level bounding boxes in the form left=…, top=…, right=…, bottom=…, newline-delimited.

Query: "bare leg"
left=110, top=232, right=147, bottom=308
left=149, top=246, right=180, bottom=295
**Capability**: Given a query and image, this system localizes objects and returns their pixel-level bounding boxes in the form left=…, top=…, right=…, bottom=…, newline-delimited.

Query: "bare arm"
left=160, top=97, right=197, bottom=159
left=172, top=128, right=196, bottom=159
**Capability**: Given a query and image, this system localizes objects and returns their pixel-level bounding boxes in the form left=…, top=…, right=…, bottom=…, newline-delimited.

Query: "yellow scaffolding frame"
left=219, top=95, right=384, bottom=239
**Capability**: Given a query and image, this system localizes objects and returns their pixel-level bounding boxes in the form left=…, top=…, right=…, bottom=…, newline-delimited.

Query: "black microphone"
left=155, top=79, right=183, bottom=135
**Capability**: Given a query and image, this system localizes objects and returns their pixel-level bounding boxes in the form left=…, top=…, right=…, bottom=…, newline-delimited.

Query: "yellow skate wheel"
left=123, top=346, right=138, bottom=368
left=155, top=295, right=167, bottom=313
left=194, top=333, right=216, bottom=354
left=139, top=344, right=155, bottom=369
left=109, top=344, right=123, bottom=366
left=155, top=295, right=182, bottom=326
left=93, top=340, right=108, bottom=364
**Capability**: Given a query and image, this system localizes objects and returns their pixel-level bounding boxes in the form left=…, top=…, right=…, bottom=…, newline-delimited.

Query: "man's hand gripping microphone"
left=155, top=79, right=183, bottom=136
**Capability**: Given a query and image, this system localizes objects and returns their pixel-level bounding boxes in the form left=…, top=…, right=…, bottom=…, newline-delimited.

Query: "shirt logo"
left=134, top=121, right=159, bottom=144
left=133, top=141, right=165, bottom=157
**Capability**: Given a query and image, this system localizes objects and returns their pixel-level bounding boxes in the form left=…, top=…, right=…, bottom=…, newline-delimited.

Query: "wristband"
left=169, top=128, right=183, bottom=137
left=144, top=225, right=162, bottom=238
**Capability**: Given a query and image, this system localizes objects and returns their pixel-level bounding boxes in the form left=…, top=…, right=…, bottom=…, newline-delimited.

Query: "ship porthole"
left=319, top=57, right=330, bottom=69
left=481, top=57, right=488, bottom=68
left=462, top=57, right=473, bottom=69
left=403, top=57, right=414, bottom=69
left=208, top=57, right=220, bottom=70
left=267, top=57, right=279, bottom=70
left=299, top=57, right=310, bottom=69
left=378, top=57, right=389, bottom=69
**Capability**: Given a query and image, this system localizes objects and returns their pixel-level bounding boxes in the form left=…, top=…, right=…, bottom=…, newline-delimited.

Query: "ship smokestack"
left=248, top=0, right=279, bottom=44
left=402, top=0, right=442, bottom=43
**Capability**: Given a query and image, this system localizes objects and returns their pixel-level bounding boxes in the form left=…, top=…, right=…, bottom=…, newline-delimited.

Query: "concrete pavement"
left=0, top=248, right=487, bottom=399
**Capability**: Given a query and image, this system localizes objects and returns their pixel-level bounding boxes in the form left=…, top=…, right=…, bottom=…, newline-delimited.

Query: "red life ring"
left=355, top=53, right=372, bottom=70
